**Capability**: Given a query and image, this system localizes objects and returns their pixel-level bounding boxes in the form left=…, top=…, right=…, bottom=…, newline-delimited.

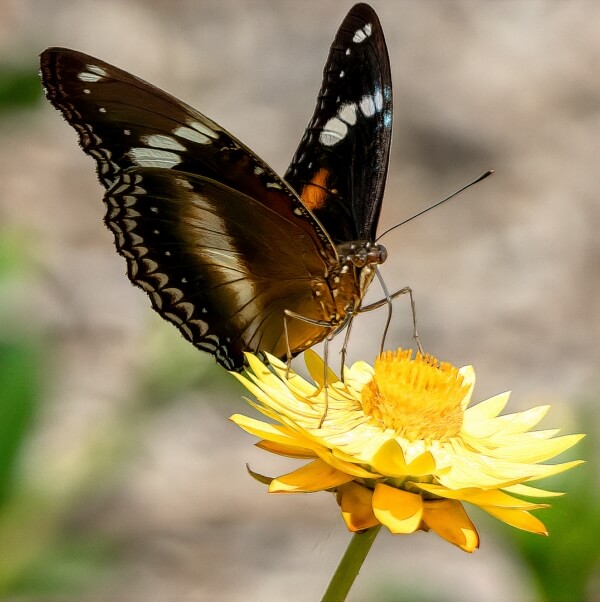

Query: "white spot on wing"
left=359, top=94, right=376, bottom=117
left=338, top=103, right=357, bottom=125
left=319, top=116, right=348, bottom=146
left=129, top=147, right=182, bottom=168
left=188, top=120, right=218, bottom=139
left=78, top=72, right=102, bottom=83
left=143, top=134, right=187, bottom=151
left=173, top=125, right=211, bottom=145
left=374, top=89, right=383, bottom=112
left=352, top=23, right=372, bottom=43
left=87, top=64, right=107, bottom=77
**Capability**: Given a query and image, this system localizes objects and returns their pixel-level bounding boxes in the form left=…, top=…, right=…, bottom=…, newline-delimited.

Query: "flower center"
left=361, top=349, right=466, bottom=441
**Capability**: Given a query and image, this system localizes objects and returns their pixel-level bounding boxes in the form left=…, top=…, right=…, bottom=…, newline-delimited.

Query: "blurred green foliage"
left=0, top=231, right=115, bottom=596
left=0, top=341, right=40, bottom=507
left=0, top=64, right=43, bottom=113
left=506, top=414, right=600, bottom=602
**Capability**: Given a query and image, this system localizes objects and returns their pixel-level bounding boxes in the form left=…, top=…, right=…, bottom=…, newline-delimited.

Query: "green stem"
left=321, top=525, right=382, bottom=602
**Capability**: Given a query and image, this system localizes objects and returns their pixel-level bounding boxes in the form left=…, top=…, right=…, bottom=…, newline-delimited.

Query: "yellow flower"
left=230, top=350, right=584, bottom=552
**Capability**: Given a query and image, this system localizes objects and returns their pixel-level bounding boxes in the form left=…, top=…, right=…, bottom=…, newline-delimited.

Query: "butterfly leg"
left=282, top=309, right=335, bottom=377
left=283, top=312, right=293, bottom=378
left=360, top=282, right=424, bottom=355
left=320, top=336, right=331, bottom=427
left=283, top=309, right=347, bottom=427
left=339, top=312, right=355, bottom=382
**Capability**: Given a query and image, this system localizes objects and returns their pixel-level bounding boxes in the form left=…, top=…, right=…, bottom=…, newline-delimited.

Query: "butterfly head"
left=337, top=240, right=387, bottom=269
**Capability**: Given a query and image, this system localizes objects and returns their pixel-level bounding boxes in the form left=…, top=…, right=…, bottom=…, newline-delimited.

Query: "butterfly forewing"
left=285, top=3, right=392, bottom=243
left=40, top=48, right=335, bottom=259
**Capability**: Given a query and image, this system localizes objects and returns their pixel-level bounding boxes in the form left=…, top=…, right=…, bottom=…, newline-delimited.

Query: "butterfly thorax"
left=325, top=240, right=387, bottom=317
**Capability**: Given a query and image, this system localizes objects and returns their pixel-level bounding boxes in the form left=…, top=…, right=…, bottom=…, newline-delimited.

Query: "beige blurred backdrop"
left=0, top=1, right=598, bottom=600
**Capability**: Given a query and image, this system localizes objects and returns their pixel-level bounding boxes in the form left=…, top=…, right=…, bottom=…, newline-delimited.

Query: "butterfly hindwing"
left=285, top=3, right=392, bottom=243
left=105, top=167, right=337, bottom=370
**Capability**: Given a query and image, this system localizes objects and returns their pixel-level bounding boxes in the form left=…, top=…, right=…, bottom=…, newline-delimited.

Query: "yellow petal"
left=496, top=405, right=552, bottom=433
left=337, top=482, right=380, bottom=532
left=504, top=483, right=564, bottom=498
left=462, top=429, right=560, bottom=454
left=230, top=414, right=313, bottom=449
left=372, top=484, right=423, bottom=534
left=278, top=370, right=319, bottom=399
left=482, top=506, right=548, bottom=535
left=304, top=349, right=340, bottom=387
left=256, top=440, right=317, bottom=458
left=526, top=459, right=585, bottom=481
left=269, top=459, right=353, bottom=493
left=440, top=442, right=581, bottom=490
left=422, top=499, right=479, bottom=552
left=370, top=439, right=437, bottom=477
left=458, top=365, right=476, bottom=409
left=260, top=352, right=288, bottom=371
left=345, top=361, right=375, bottom=391
left=313, top=447, right=381, bottom=479
left=370, top=439, right=408, bottom=476
left=244, top=353, right=286, bottom=391
left=464, top=392, right=510, bottom=421
left=246, top=465, right=274, bottom=486
left=464, top=405, right=551, bottom=440
left=475, top=433, right=585, bottom=463
left=415, top=483, right=548, bottom=510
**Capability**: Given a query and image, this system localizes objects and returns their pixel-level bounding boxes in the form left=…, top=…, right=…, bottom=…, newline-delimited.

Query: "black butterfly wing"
left=40, top=47, right=335, bottom=262
left=40, top=46, right=352, bottom=370
left=105, top=167, right=337, bottom=371
left=284, top=3, right=392, bottom=243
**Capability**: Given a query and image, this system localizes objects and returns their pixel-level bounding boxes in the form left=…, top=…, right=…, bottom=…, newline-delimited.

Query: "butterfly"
left=40, top=2, right=392, bottom=371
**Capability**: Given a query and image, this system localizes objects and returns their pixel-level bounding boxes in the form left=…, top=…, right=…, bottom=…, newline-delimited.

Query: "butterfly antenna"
left=376, top=170, right=494, bottom=242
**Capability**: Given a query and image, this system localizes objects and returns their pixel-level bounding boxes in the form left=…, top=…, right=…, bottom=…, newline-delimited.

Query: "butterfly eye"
left=368, top=245, right=387, bottom=265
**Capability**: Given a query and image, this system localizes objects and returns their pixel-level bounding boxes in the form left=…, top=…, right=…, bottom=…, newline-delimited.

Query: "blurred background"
left=0, top=0, right=598, bottom=600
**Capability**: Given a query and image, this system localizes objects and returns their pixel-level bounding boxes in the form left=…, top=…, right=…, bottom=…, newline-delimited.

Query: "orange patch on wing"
left=301, top=168, right=330, bottom=210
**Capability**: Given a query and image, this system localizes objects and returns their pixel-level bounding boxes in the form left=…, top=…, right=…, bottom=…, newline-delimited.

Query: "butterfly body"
left=40, top=3, right=392, bottom=371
